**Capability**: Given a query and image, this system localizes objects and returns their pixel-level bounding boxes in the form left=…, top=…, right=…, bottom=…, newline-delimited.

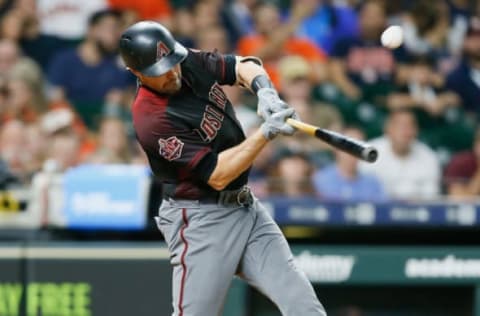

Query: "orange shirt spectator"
left=43, top=102, right=96, bottom=160
left=237, top=2, right=327, bottom=88
left=237, top=35, right=326, bottom=88
left=108, top=0, right=172, bottom=21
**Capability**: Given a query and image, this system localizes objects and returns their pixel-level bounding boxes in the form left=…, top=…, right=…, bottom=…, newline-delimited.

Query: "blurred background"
left=1, top=0, right=480, bottom=315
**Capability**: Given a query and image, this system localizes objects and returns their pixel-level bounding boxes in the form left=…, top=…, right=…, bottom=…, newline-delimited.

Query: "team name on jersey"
left=209, top=83, right=227, bottom=110
left=197, top=83, right=228, bottom=142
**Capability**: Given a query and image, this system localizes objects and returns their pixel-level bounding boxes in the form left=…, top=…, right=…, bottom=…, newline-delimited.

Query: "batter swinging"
left=119, top=21, right=326, bottom=316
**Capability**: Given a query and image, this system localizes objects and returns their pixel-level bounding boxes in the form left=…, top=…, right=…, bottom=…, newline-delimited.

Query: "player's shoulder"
left=180, top=48, right=204, bottom=71
left=183, top=48, right=204, bottom=62
left=184, top=48, right=235, bottom=66
left=133, top=86, right=169, bottom=111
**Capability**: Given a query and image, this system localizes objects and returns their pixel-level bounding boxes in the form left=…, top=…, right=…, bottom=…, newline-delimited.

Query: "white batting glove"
left=257, top=88, right=289, bottom=119
left=260, top=108, right=297, bottom=140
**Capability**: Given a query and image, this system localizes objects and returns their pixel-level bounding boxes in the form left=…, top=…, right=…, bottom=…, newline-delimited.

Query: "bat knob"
left=362, top=147, right=378, bottom=163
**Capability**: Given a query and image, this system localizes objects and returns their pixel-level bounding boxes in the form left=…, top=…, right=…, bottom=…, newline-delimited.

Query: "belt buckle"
left=236, top=186, right=252, bottom=207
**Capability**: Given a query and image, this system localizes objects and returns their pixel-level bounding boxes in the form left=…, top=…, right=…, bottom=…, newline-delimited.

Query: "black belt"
left=212, top=186, right=254, bottom=207
left=165, top=186, right=254, bottom=207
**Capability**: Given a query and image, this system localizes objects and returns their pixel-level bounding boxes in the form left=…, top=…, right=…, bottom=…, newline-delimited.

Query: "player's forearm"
left=236, top=59, right=269, bottom=92
left=208, top=129, right=268, bottom=190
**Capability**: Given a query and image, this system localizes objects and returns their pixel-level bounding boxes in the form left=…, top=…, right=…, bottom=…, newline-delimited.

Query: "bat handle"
left=285, top=118, right=317, bottom=136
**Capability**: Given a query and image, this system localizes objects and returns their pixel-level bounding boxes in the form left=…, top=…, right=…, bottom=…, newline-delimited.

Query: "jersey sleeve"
left=189, top=49, right=237, bottom=85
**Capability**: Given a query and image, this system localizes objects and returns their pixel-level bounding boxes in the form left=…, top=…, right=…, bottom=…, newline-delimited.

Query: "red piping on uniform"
left=178, top=208, right=189, bottom=316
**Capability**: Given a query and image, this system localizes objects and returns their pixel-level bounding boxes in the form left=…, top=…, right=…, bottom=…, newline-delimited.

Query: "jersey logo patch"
left=158, top=136, right=184, bottom=161
left=157, top=41, right=171, bottom=61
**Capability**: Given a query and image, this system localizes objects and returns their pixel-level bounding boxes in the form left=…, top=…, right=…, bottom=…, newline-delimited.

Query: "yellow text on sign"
left=0, top=282, right=91, bottom=316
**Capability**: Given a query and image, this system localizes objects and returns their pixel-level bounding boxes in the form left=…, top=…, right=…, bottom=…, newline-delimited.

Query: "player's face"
left=134, top=64, right=182, bottom=94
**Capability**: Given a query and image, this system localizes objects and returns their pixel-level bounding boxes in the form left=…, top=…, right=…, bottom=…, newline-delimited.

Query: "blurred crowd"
left=0, top=0, right=480, bottom=202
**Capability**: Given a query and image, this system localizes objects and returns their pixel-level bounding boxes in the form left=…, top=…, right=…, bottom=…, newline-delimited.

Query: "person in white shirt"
left=38, top=0, right=107, bottom=40
left=360, top=108, right=440, bottom=200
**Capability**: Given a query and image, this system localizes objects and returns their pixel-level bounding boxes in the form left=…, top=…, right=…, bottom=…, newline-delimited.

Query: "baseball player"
left=119, top=21, right=326, bottom=316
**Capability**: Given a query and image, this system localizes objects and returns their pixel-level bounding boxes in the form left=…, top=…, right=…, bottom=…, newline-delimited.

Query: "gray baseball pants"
left=155, top=196, right=326, bottom=316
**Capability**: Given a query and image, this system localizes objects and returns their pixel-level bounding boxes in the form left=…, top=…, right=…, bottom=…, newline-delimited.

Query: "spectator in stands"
left=0, top=120, right=31, bottom=184
left=0, top=39, right=43, bottom=92
left=25, top=123, right=47, bottom=175
left=222, top=85, right=259, bottom=134
left=195, top=25, right=231, bottom=54
left=1, top=76, right=46, bottom=124
left=330, top=0, right=397, bottom=102
left=40, top=107, right=95, bottom=162
left=47, top=9, right=134, bottom=128
left=360, top=109, right=441, bottom=200
left=296, top=0, right=359, bottom=54
left=224, top=0, right=256, bottom=36
left=37, top=0, right=107, bottom=42
left=88, top=117, right=131, bottom=164
left=43, top=131, right=81, bottom=172
left=107, top=0, right=172, bottom=26
left=268, top=149, right=316, bottom=198
left=1, top=0, right=70, bottom=69
left=401, top=0, right=453, bottom=66
left=279, top=55, right=342, bottom=132
left=444, top=128, right=480, bottom=198
left=131, top=141, right=148, bottom=166
left=446, top=17, right=480, bottom=116
left=447, top=0, right=474, bottom=57
left=171, top=6, right=196, bottom=48
left=277, top=55, right=342, bottom=167
left=314, top=126, right=386, bottom=201
left=237, top=1, right=328, bottom=87
left=387, top=56, right=460, bottom=116
left=191, top=0, right=245, bottom=47
left=192, top=0, right=223, bottom=31
left=0, top=39, right=22, bottom=73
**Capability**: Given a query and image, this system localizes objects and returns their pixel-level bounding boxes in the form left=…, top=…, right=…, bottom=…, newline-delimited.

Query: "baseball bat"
left=286, top=118, right=378, bottom=163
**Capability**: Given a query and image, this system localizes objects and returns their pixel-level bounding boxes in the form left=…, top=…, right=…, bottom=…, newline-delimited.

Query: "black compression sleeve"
left=251, top=74, right=274, bottom=94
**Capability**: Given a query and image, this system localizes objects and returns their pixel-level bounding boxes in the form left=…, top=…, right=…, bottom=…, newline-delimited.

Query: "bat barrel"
left=313, top=128, right=378, bottom=163
left=285, top=118, right=379, bottom=163
left=362, top=146, right=378, bottom=163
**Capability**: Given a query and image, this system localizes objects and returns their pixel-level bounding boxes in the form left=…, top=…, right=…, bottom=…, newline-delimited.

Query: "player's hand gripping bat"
left=286, top=118, right=378, bottom=163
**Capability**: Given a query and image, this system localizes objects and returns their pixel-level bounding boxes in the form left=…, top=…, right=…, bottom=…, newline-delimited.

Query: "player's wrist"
left=251, top=75, right=275, bottom=95
left=260, top=122, right=277, bottom=140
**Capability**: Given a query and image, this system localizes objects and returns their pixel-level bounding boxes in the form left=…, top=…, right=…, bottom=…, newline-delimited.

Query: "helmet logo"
left=157, top=41, right=171, bottom=61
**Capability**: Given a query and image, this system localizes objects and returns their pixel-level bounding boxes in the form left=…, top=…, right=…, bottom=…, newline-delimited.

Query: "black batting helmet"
left=119, top=21, right=188, bottom=77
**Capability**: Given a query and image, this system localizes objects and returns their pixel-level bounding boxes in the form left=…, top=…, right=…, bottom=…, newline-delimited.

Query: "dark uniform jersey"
left=132, top=49, right=248, bottom=199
